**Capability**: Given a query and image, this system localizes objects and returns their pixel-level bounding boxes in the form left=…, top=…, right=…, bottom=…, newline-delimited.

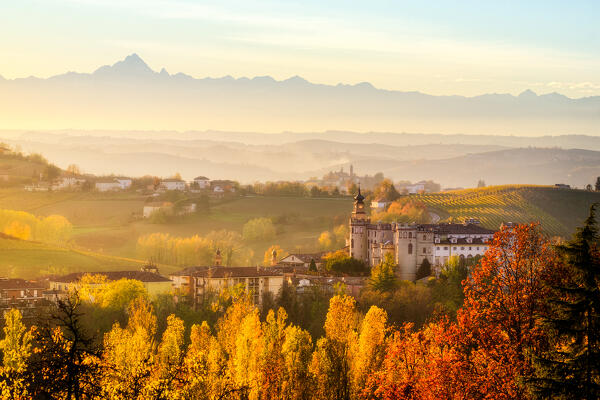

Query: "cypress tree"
left=532, top=204, right=600, bottom=399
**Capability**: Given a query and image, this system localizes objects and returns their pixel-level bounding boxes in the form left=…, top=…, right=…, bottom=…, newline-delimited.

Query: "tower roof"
left=354, top=185, right=365, bottom=202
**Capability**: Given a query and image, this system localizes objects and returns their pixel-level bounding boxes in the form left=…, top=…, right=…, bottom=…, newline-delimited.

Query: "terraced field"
left=416, top=185, right=600, bottom=237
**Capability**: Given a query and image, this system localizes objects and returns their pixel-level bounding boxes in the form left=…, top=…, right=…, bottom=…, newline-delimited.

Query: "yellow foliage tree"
left=0, top=309, right=33, bottom=399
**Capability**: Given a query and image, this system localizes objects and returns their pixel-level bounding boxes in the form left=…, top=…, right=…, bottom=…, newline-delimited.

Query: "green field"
left=417, top=185, right=600, bottom=237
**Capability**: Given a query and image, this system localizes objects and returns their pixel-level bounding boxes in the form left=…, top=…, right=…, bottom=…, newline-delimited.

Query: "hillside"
left=417, top=185, right=600, bottom=237
left=0, top=234, right=176, bottom=279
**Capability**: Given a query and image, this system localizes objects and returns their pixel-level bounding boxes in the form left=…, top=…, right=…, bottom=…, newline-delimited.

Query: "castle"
left=349, top=187, right=496, bottom=280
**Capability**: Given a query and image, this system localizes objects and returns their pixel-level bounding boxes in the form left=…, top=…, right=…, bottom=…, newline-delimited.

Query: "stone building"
left=349, top=187, right=495, bottom=280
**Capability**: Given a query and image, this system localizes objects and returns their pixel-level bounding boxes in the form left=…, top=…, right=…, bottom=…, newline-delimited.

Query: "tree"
left=477, top=179, right=486, bottom=188
left=415, top=258, right=431, bottom=280
left=242, top=217, right=276, bottom=242
left=596, top=176, right=600, bottom=191
left=264, top=245, right=288, bottom=266
left=323, top=250, right=369, bottom=276
left=352, top=306, right=388, bottom=398
left=455, top=223, right=556, bottom=399
left=309, top=259, right=317, bottom=272
left=310, top=295, right=358, bottom=400
left=42, top=164, right=61, bottom=181
left=532, top=205, right=600, bottom=399
left=372, top=179, right=400, bottom=202
left=369, top=253, right=398, bottom=292
left=66, top=164, right=81, bottom=176
left=0, top=309, right=33, bottom=399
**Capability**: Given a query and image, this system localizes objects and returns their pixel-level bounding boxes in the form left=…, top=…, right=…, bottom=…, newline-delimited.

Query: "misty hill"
left=1, top=54, right=599, bottom=135
left=2, top=130, right=600, bottom=188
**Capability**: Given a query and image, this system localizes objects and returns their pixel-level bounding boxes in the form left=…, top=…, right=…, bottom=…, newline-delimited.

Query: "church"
left=349, top=187, right=496, bottom=280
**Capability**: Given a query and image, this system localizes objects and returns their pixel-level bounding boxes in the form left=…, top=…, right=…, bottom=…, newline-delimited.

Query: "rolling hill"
left=416, top=185, right=600, bottom=238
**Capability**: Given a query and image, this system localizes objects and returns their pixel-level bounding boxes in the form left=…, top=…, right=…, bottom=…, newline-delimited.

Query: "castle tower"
left=349, top=185, right=369, bottom=262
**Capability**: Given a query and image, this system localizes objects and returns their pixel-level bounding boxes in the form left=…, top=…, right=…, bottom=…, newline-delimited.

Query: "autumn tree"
left=264, top=244, right=288, bottom=266
left=455, top=223, right=556, bottom=399
left=532, top=205, right=600, bottom=399
left=0, top=309, right=33, bottom=399
left=310, top=295, right=358, bottom=400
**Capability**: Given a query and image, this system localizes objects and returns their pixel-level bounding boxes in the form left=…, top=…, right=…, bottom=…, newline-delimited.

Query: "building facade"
left=349, top=188, right=495, bottom=280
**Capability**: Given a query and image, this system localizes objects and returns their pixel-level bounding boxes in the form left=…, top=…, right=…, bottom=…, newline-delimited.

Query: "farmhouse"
left=349, top=187, right=495, bottom=280
left=161, top=178, right=187, bottom=191
left=193, top=176, right=210, bottom=189
left=95, top=180, right=122, bottom=192
left=52, top=176, right=86, bottom=190
left=143, top=201, right=173, bottom=218
left=115, top=178, right=132, bottom=189
left=370, top=198, right=390, bottom=211
left=278, top=252, right=327, bottom=269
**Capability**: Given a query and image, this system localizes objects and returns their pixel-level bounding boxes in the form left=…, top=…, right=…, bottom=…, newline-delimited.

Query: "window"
left=409, top=232, right=412, bottom=238
left=444, top=246, right=448, bottom=250
left=423, top=235, right=427, bottom=240
left=453, top=247, right=457, bottom=251
left=422, top=248, right=426, bottom=254
left=476, top=247, right=480, bottom=250
left=408, top=243, right=413, bottom=254
left=468, top=247, right=472, bottom=250
left=436, top=247, right=440, bottom=250
left=461, top=247, right=465, bottom=250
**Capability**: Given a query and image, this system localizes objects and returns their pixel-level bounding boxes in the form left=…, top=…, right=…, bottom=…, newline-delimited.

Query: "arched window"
left=408, top=232, right=412, bottom=238
left=408, top=243, right=413, bottom=254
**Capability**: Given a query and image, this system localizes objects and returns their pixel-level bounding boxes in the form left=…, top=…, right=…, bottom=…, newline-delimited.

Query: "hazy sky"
left=1, top=0, right=599, bottom=97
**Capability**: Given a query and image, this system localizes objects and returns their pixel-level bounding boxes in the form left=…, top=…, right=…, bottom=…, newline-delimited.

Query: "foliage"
left=369, top=252, right=398, bottom=292
left=531, top=205, right=600, bottom=399
left=242, top=217, right=276, bottom=242
left=323, top=250, right=369, bottom=276
left=0, top=209, right=73, bottom=244
left=371, top=198, right=431, bottom=223
left=371, top=179, right=401, bottom=202
left=415, top=258, right=431, bottom=280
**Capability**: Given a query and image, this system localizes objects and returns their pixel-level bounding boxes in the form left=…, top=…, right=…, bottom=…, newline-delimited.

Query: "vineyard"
left=416, top=185, right=600, bottom=238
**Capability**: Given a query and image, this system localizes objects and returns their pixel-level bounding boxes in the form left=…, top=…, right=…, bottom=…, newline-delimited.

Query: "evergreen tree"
left=596, top=177, right=600, bottom=192
left=309, top=259, right=317, bottom=272
left=532, top=204, right=600, bottom=399
left=369, top=253, right=398, bottom=292
left=415, top=258, right=432, bottom=280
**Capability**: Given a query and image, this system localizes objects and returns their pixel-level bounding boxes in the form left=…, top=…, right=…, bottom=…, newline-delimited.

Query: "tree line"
left=0, top=209, right=72, bottom=244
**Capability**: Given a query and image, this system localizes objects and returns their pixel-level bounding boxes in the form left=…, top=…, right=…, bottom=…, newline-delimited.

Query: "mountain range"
left=1, top=54, right=599, bottom=135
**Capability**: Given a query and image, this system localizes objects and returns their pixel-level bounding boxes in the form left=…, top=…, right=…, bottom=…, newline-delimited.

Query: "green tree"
left=309, top=259, right=317, bottom=272
left=415, top=258, right=432, bottom=280
left=369, top=253, right=398, bottom=292
left=596, top=177, right=600, bottom=191
left=242, top=217, right=276, bottom=242
left=532, top=205, right=600, bottom=399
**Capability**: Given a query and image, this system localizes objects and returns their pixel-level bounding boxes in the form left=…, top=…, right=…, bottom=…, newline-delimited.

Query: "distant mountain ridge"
left=1, top=54, right=599, bottom=134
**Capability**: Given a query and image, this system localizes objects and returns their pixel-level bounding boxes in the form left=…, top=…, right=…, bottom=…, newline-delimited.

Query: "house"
left=404, top=181, right=426, bottom=194
left=193, top=176, right=210, bottom=189
left=52, top=176, right=86, bottom=191
left=48, top=268, right=172, bottom=296
left=115, top=178, right=132, bottom=190
left=370, top=198, right=390, bottom=211
left=170, top=266, right=284, bottom=305
left=95, top=180, right=122, bottom=192
left=143, top=202, right=173, bottom=218
left=24, top=182, right=50, bottom=192
left=554, top=183, right=571, bottom=189
left=161, top=179, right=187, bottom=191
left=210, top=180, right=236, bottom=193
left=278, top=252, right=327, bottom=269
left=0, top=278, right=46, bottom=309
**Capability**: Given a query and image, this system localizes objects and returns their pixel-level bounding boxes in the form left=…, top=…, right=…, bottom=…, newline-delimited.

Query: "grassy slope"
left=0, top=235, right=181, bottom=279
left=417, top=185, right=600, bottom=237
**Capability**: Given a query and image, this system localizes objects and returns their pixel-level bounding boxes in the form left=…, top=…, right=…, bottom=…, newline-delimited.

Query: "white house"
left=161, top=179, right=187, bottom=191
left=143, top=202, right=173, bottom=218
left=52, top=176, right=86, bottom=191
left=95, top=180, right=122, bottom=192
left=116, top=178, right=132, bottom=190
left=193, top=176, right=210, bottom=189
left=405, top=182, right=426, bottom=194
left=370, top=198, right=390, bottom=211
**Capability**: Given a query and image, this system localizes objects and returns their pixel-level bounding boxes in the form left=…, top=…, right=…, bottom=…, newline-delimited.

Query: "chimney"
left=215, top=249, right=222, bottom=266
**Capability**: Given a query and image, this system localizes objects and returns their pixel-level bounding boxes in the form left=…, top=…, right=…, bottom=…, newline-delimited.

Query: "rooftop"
left=175, top=266, right=283, bottom=278
left=0, top=278, right=45, bottom=290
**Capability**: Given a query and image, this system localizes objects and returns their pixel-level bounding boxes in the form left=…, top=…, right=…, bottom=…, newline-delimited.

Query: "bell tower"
left=349, top=185, right=369, bottom=262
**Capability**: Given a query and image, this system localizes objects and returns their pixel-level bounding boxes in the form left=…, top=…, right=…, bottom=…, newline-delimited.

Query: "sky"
left=1, top=0, right=599, bottom=97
